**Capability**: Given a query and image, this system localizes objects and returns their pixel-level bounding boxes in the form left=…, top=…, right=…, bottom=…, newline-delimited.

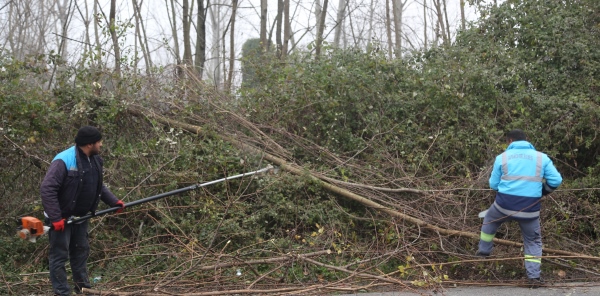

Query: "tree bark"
left=275, top=0, right=283, bottom=57
left=56, top=0, right=73, bottom=60
left=209, top=3, right=222, bottom=88
left=260, top=0, right=267, bottom=52
left=194, top=0, right=207, bottom=78
left=182, top=0, right=193, bottom=68
left=460, top=0, right=466, bottom=31
left=282, top=0, right=290, bottom=58
left=423, top=0, right=428, bottom=50
left=433, top=0, right=447, bottom=46
left=109, top=0, right=121, bottom=76
left=94, top=0, right=103, bottom=68
left=333, top=0, right=346, bottom=48
left=385, top=0, right=393, bottom=59
left=442, top=0, right=451, bottom=42
left=132, top=0, right=152, bottom=75
left=167, top=0, right=182, bottom=77
left=367, top=0, right=374, bottom=44
left=391, top=0, right=405, bottom=58
left=226, top=0, right=237, bottom=92
left=315, top=0, right=328, bottom=58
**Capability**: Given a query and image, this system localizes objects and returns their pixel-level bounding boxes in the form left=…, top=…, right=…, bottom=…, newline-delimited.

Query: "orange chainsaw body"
left=19, top=216, right=48, bottom=242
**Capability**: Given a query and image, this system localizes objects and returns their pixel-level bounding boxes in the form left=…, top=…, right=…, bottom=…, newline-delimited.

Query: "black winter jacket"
left=40, top=146, right=119, bottom=222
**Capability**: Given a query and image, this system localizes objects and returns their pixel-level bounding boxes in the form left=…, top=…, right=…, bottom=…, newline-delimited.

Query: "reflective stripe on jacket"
left=489, top=140, right=562, bottom=218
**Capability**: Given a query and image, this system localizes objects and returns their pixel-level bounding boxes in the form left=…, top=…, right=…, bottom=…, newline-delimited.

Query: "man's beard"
left=89, top=146, right=100, bottom=155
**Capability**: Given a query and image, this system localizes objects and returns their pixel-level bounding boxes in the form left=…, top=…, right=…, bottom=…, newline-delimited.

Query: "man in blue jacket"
left=477, top=129, right=562, bottom=287
left=40, top=126, right=125, bottom=295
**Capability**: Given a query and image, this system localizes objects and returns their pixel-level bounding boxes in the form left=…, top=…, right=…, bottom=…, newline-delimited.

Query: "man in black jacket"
left=40, top=126, right=125, bottom=295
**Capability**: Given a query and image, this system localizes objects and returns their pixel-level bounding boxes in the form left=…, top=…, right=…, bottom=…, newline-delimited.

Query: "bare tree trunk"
left=182, top=0, right=193, bottom=68
left=210, top=3, right=222, bottom=89
left=315, top=0, right=328, bottom=58
left=109, top=0, right=121, bottom=76
left=347, top=7, right=355, bottom=47
left=132, top=0, right=152, bottom=75
left=167, top=0, right=182, bottom=77
left=194, top=0, right=207, bottom=78
left=275, top=0, right=283, bottom=57
left=315, top=0, right=322, bottom=30
left=56, top=0, right=74, bottom=59
left=391, top=0, right=405, bottom=58
left=37, top=2, right=48, bottom=55
left=367, top=0, right=374, bottom=44
left=433, top=0, right=447, bottom=46
left=282, top=0, right=290, bottom=58
left=260, top=0, right=267, bottom=52
left=459, top=0, right=466, bottom=31
left=333, top=0, right=346, bottom=48
left=226, top=0, right=237, bottom=92
left=77, top=1, right=93, bottom=62
left=94, top=0, right=102, bottom=68
left=385, top=0, right=392, bottom=59
left=6, top=2, right=15, bottom=56
left=423, top=0, right=428, bottom=50
left=442, top=0, right=451, bottom=42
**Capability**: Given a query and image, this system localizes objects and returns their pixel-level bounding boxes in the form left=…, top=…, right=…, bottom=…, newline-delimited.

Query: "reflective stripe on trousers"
left=478, top=205, right=542, bottom=279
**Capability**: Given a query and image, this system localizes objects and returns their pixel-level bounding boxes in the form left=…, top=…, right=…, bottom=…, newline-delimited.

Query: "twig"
left=547, top=258, right=600, bottom=276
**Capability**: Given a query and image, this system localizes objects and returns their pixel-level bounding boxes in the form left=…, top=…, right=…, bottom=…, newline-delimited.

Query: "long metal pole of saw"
left=67, top=165, right=274, bottom=225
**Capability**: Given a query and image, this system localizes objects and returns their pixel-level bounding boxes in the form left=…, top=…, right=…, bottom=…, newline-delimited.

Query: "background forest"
left=1, top=0, right=600, bottom=295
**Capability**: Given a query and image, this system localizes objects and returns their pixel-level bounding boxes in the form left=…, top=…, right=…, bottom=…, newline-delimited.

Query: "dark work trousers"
left=47, top=219, right=91, bottom=295
left=478, top=205, right=542, bottom=279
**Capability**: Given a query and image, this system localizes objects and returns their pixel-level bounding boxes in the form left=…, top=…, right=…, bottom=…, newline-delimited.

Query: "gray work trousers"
left=478, top=205, right=542, bottom=279
left=47, top=219, right=91, bottom=296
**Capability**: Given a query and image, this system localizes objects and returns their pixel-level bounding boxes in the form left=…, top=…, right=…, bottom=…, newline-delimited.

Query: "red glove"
left=52, top=219, right=65, bottom=232
left=115, top=200, right=125, bottom=213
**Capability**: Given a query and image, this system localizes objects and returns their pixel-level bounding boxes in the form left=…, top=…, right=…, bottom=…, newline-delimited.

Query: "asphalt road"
left=336, top=282, right=600, bottom=296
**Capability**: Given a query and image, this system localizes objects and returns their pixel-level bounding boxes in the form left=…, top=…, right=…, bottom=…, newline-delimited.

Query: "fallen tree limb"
left=127, top=107, right=600, bottom=260
left=83, top=285, right=322, bottom=296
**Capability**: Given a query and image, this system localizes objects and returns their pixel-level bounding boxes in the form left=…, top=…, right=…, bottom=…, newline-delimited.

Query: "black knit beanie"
left=75, top=126, right=102, bottom=146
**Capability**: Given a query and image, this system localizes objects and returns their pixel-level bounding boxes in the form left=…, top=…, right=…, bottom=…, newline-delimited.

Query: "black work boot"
left=475, top=250, right=490, bottom=257
left=528, top=277, right=545, bottom=288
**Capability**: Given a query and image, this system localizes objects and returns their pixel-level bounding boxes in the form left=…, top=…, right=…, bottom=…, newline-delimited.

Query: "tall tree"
left=167, top=0, right=182, bottom=76
left=260, top=0, right=267, bottom=52
left=460, top=0, right=466, bottom=31
left=109, top=0, right=121, bottom=76
left=333, top=0, right=346, bottom=48
left=423, top=0, right=428, bottom=50
left=194, top=0, right=207, bottom=78
left=94, top=0, right=103, bottom=68
left=391, top=0, right=407, bottom=57
left=182, top=0, right=193, bottom=68
left=385, top=0, right=393, bottom=58
left=226, top=0, right=237, bottom=91
left=442, top=0, right=451, bottom=42
left=432, top=0, right=448, bottom=45
left=132, top=0, right=153, bottom=74
left=209, top=2, right=222, bottom=88
left=282, top=0, right=290, bottom=58
left=367, top=0, right=375, bottom=44
left=315, top=0, right=328, bottom=58
left=275, top=0, right=283, bottom=56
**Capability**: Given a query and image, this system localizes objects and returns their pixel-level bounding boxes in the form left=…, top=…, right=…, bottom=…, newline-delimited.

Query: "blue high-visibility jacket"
left=489, top=140, right=562, bottom=219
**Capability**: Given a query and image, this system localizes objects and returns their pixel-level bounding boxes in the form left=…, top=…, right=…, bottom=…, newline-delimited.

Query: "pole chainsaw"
left=18, top=165, right=276, bottom=243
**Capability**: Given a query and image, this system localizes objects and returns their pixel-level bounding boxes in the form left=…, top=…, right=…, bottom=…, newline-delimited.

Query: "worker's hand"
left=114, top=200, right=125, bottom=213
left=52, top=219, right=65, bottom=232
